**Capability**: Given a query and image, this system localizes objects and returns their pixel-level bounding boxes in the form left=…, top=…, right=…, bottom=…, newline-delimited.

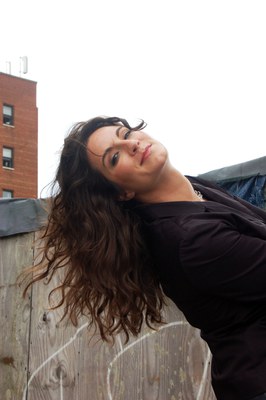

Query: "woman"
left=26, top=116, right=266, bottom=400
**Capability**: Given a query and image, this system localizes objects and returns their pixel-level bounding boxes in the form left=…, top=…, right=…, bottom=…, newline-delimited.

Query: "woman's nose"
left=121, top=139, right=140, bottom=155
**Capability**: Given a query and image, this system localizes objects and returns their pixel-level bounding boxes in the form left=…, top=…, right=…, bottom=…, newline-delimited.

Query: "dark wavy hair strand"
left=23, top=116, right=165, bottom=342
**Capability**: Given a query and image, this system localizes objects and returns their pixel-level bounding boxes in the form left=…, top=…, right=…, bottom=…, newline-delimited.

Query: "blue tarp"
left=199, top=156, right=266, bottom=210
left=218, top=175, right=266, bottom=209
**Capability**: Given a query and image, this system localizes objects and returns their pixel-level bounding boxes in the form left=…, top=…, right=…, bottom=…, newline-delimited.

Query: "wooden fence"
left=0, top=232, right=216, bottom=400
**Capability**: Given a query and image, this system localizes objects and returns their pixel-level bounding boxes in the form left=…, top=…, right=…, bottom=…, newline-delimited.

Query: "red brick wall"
left=0, top=73, right=38, bottom=198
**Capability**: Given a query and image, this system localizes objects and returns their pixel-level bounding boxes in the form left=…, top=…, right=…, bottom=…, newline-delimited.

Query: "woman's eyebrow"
left=102, top=126, right=124, bottom=167
left=115, top=125, right=123, bottom=137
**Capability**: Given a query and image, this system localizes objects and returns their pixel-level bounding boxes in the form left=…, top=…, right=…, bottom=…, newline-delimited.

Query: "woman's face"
left=87, top=125, right=168, bottom=200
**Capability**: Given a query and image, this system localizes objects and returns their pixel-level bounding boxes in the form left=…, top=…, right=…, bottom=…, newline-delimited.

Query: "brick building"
left=0, top=72, right=38, bottom=198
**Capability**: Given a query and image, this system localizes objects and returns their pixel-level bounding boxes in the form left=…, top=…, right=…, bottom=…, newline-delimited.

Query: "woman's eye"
left=124, top=130, right=132, bottom=139
left=111, top=152, right=119, bottom=166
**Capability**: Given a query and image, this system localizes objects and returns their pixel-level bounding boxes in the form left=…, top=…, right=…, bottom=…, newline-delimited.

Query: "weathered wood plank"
left=0, top=233, right=34, bottom=400
left=25, top=233, right=216, bottom=400
left=26, top=298, right=215, bottom=399
left=1, top=232, right=216, bottom=399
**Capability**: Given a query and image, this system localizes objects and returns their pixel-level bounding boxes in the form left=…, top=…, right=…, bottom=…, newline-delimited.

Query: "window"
left=2, top=189, right=13, bottom=198
left=3, top=104, right=14, bottom=125
left=2, top=147, right=14, bottom=168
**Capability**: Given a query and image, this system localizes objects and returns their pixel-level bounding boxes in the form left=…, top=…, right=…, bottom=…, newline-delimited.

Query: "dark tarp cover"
left=218, top=175, right=266, bottom=209
left=199, top=155, right=266, bottom=210
left=0, top=198, right=47, bottom=237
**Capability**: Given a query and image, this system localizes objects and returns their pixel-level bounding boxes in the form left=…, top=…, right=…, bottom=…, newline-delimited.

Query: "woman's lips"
left=141, top=144, right=152, bottom=165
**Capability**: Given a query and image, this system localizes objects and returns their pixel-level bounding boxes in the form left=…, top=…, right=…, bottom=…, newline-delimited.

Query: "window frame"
left=2, top=189, right=14, bottom=198
left=3, top=104, right=14, bottom=126
left=2, top=146, right=14, bottom=169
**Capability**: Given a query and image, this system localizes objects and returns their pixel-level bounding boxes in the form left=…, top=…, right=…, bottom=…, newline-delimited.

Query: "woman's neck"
left=136, top=165, right=203, bottom=204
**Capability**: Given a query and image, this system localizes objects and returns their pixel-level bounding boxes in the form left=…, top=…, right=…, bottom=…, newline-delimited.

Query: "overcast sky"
left=1, top=0, right=266, bottom=197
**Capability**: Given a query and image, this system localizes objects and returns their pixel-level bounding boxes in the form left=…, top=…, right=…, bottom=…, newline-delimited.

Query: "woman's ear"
left=119, top=191, right=136, bottom=201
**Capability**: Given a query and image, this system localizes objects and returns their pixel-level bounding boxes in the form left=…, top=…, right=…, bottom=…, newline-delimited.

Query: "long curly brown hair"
left=23, top=116, right=164, bottom=342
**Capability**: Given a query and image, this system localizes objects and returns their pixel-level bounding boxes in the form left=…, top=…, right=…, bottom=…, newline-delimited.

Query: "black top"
left=133, top=176, right=266, bottom=400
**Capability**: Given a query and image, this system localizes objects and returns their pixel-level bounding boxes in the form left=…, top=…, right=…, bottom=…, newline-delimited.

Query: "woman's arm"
left=179, top=214, right=266, bottom=302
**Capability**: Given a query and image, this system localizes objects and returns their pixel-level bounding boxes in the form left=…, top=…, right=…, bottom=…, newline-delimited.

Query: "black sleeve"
left=179, top=215, right=266, bottom=302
